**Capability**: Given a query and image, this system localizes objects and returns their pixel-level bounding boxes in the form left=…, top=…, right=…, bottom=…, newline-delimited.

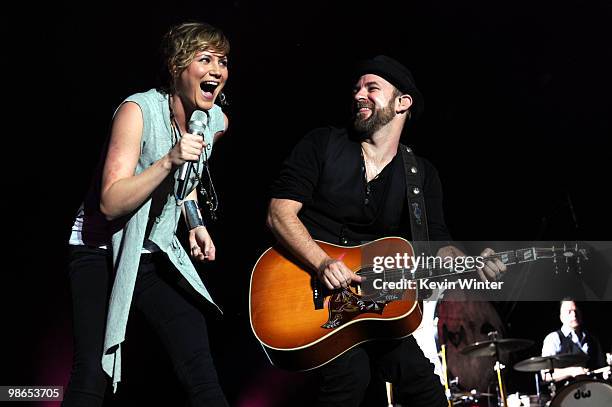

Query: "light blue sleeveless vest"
left=102, top=89, right=225, bottom=389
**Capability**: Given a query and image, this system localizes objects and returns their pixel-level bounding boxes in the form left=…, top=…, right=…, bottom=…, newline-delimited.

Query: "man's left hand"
left=436, top=245, right=507, bottom=282
left=477, top=248, right=506, bottom=281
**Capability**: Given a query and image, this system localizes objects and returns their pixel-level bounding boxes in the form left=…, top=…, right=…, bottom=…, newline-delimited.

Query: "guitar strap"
left=399, top=144, right=431, bottom=256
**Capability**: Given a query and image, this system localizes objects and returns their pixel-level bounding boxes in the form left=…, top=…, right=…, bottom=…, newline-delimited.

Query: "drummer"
left=541, top=298, right=608, bottom=381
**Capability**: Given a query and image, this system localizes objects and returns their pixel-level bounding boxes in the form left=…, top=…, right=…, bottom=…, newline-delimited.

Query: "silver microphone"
left=176, top=110, right=208, bottom=200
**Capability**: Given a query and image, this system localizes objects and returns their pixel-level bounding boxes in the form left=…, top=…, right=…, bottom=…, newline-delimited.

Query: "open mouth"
left=355, top=102, right=373, bottom=113
left=200, top=81, right=219, bottom=98
left=355, top=104, right=373, bottom=118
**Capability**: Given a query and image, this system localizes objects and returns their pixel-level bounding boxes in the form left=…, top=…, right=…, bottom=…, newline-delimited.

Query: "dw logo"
left=573, top=388, right=591, bottom=400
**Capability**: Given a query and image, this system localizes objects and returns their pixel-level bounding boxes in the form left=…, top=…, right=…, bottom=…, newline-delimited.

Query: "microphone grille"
left=188, top=110, right=208, bottom=134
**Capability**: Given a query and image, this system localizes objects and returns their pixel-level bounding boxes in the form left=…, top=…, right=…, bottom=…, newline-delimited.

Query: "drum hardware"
left=506, top=392, right=531, bottom=407
left=534, top=372, right=543, bottom=406
left=440, top=344, right=452, bottom=406
left=460, top=332, right=534, bottom=406
left=441, top=342, right=490, bottom=406
left=514, top=353, right=589, bottom=398
left=450, top=389, right=495, bottom=406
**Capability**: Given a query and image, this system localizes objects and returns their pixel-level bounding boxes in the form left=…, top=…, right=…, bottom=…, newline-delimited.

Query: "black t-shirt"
left=270, top=127, right=452, bottom=245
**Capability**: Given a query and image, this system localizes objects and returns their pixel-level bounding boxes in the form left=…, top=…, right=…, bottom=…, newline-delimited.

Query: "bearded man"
left=266, top=55, right=505, bottom=406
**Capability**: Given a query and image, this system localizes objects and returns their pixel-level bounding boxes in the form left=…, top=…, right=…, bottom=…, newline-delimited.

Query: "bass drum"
left=434, top=289, right=505, bottom=392
left=550, top=379, right=612, bottom=406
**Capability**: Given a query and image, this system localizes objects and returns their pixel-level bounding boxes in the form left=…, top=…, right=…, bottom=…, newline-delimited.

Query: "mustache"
left=354, top=101, right=375, bottom=112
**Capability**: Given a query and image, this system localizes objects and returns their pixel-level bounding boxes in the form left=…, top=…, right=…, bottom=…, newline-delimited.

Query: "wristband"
left=184, top=200, right=204, bottom=230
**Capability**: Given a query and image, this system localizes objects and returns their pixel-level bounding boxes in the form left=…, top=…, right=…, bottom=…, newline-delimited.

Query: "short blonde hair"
left=159, top=22, right=230, bottom=92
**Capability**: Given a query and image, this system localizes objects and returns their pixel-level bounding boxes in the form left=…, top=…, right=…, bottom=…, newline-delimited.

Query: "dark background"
left=2, top=0, right=611, bottom=405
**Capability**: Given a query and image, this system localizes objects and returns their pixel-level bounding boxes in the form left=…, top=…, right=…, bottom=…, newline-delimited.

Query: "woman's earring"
left=218, top=92, right=229, bottom=107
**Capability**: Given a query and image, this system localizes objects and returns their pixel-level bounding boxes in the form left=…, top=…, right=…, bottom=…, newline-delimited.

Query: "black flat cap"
left=354, top=55, right=424, bottom=119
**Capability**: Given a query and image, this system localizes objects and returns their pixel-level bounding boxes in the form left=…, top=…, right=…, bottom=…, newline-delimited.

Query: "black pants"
left=316, top=336, right=447, bottom=407
left=62, top=245, right=228, bottom=407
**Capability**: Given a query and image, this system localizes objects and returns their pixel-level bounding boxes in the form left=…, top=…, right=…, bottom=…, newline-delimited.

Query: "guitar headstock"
left=536, top=243, right=589, bottom=274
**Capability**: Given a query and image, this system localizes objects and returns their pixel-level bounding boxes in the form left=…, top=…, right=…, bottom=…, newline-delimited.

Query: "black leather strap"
left=400, top=144, right=431, bottom=255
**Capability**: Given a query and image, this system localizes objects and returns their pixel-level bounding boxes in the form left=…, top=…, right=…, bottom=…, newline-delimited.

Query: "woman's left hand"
left=189, top=226, right=216, bottom=262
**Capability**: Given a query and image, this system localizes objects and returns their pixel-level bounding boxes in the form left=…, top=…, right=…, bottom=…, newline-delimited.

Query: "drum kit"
left=440, top=334, right=612, bottom=406
left=433, top=291, right=611, bottom=406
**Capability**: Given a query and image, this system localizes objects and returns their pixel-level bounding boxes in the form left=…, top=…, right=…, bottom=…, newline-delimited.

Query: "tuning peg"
left=574, top=243, right=582, bottom=273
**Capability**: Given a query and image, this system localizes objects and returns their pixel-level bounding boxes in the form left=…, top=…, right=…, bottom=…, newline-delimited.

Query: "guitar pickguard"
left=321, top=290, right=386, bottom=329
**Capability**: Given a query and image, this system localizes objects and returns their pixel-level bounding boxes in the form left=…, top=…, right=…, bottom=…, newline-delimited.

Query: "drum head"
left=435, top=289, right=505, bottom=391
left=550, top=379, right=612, bottom=406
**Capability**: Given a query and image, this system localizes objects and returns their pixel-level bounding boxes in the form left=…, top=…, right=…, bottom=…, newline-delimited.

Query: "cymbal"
left=514, top=353, right=588, bottom=372
left=460, top=338, right=534, bottom=357
left=452, top=390, right=496, bottom=399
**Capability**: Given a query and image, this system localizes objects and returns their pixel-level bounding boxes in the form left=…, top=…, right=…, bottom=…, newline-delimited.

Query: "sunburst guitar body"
left=249, top=237, right=423, bottom=371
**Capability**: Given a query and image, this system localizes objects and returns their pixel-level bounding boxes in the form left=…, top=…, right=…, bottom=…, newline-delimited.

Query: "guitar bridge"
left=313, top=277, right=324, bottom=309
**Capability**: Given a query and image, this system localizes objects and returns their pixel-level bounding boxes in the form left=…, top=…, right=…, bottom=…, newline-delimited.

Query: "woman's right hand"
left=168, top=133, right=207, bottom=167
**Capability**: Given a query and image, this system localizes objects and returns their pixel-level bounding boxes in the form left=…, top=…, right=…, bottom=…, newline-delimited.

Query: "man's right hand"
left=318, top=258, right=364, bottom=290
left=544, top=366, right=589, bottom=382
left=565, top=366, right=589, bottom=377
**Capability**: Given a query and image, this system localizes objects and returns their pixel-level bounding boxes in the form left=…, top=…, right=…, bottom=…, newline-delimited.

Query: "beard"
left=352, top=99, right=396, bottom=135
